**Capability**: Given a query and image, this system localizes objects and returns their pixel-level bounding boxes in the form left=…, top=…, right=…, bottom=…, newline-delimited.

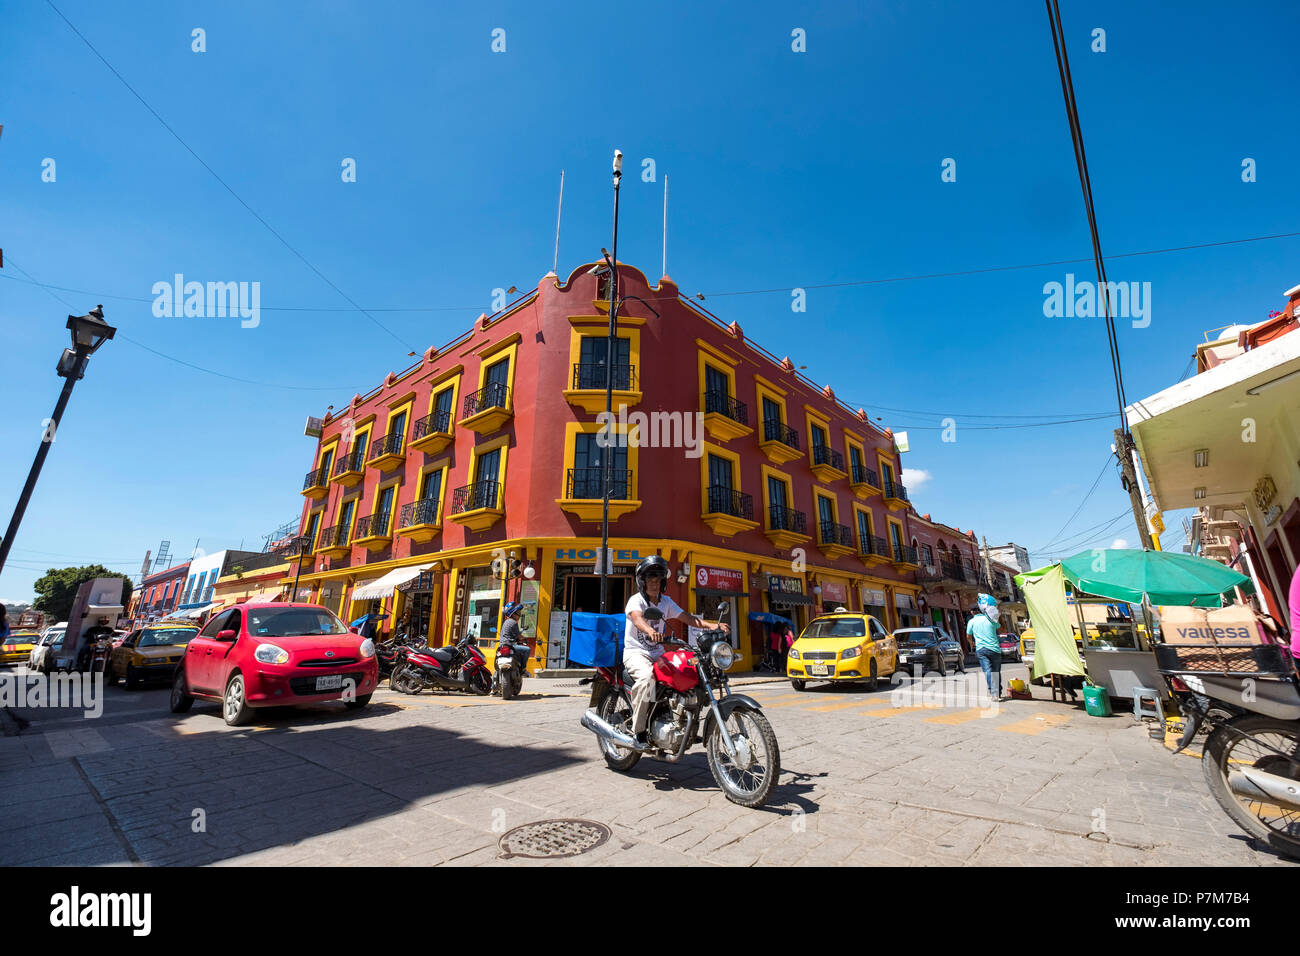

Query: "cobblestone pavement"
left=1, top=663, right=1294, bottom=866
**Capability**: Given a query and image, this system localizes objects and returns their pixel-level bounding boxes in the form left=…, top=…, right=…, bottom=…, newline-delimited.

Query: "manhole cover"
left=498, top=819, right=611, bottom=859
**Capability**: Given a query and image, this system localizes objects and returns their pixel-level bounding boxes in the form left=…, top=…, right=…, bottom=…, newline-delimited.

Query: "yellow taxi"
left=787, top=612, right=897, bottom=691
left=108, top=623, right=199, bottom=689
left=1, top=631, right=40, bottom=665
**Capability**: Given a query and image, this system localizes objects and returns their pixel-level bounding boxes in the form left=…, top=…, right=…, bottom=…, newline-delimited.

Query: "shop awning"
left=164, top=602, right=217, bottom=620
left=353, top=563, right=435, bottom=601
left=241, top=588, right=285, bottom=604
left=769, top=591, right=813, bottom=607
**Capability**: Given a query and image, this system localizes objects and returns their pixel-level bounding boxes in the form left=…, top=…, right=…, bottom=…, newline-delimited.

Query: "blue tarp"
left=748, top=611, right=792, bottom=627
left=568, top=612, right=626, bottom=667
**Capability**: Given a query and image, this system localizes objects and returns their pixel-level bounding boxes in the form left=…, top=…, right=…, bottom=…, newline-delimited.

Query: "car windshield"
left=895, top=629, right=935, bottom=644
left=138, top=628, right=196, bottom=648
left=247, top=607, right=348, bottom=638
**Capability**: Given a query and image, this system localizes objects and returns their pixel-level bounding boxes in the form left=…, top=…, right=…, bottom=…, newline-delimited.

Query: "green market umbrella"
left=1057, top=549, right=1251, bottom=608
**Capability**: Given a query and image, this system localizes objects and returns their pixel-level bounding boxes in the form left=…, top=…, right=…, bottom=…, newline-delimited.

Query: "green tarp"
left=1018, top=564, right=1085, bottom=679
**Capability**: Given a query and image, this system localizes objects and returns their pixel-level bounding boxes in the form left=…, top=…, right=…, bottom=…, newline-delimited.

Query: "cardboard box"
left=1204, top=605, right=1264, bottom=645
left=1157, top=606, right=1213, bottom=644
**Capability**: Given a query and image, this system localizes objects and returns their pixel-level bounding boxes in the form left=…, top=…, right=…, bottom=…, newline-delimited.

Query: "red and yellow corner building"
left=287, top=261, right=924, bottom=671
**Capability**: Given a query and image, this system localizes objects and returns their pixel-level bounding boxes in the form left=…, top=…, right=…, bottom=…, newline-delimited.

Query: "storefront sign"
left=555, top=547, right=641, bottom=561
left=820, top=581, right=848, bottom=603
left=768, top=575, right=803, bottom=595
left=861, top=587, right=886, bottom=607
left=895, top=593, right=916, bottom=609
left=695, top=565, right=744, bottom=593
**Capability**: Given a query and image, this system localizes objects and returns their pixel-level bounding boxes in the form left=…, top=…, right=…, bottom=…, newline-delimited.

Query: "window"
left=420, top=468, right=443, bottom=505
left=200, top=611, right=230, bottom=638
left=224, top=610, right=242, bottom=635
left=889, top=522, right=905, bottom=556
left=390, top=410, right=407, bottom=443
left=572, top=433, right=628, bottom=498
left=247, top=606, right=348, bottom=637
left=476, top=447, right=501, bottom=485
left=704, top=364, right=731, bottom=412
left=433, top=387, right=454, bottom=429
left=204, top=570, right=217, bottom=602
left=305, top=511, right=322, bottom=549
left=339, top=498, right=357, bottom=538
left=352, top=431, right=369, bottom=468
left=486, top=357, right=510, bottom=391
left=817, top=495, right=835, bottom=526
left=881, top=460, right=896, bottom=487
left=812, top=424, right=828, bottom=451
left=708, top=453, right=734, bottom=490
left=762, top=397, right=783, bottom=429
left=825, top=619, right=866, bottom=638
left=856, top=509, right=872, bottom=548
left=320, top=447, right=334, bottom=475
left=376, top=485, right=396, bottom=532
left=921, top=544, right=934, bottom=565
left=869, top=617, right=890, bottom=643
left=578, top=337, right=631, bottom=389
left=768, top=475, right=788, bottom=512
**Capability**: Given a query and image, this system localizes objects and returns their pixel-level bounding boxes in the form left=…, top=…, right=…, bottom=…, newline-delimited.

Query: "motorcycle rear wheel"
left=594, top=687, right=641, bottom=771
left=1203, top=715, right=1300, bottom=860
left=500, top=668, right=518, bottom=700
left=707, top=706, right=780, bottom=808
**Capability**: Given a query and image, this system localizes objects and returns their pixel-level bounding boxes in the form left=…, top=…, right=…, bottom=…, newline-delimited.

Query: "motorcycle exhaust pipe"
left=1227, top=768, right=1300, bottom=812
left=581, top=708, right=638, bottom=750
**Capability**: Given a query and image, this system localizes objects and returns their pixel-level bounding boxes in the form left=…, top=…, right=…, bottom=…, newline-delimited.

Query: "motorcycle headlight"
left=359, top=638, right=375, bottom=659
left=709, top=642, right=735, bottom=671
left=788, top=647, right=800, bottom=660
left=254, top=643, right=289, bottom=665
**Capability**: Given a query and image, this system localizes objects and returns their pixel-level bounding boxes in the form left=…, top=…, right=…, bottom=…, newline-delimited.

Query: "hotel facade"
left=289, top=261, right=956, bottom=671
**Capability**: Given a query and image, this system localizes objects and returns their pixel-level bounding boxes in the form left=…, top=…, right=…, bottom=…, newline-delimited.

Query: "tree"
left=32, top=565, right=132, bottom=624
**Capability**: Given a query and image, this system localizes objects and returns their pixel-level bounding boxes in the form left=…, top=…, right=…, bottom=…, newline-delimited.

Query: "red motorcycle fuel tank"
left=653, top=648, right=700, bottom=691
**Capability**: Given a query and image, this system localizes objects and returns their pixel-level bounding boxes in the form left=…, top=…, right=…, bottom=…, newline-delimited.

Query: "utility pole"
left=981, top=536, right=995, bottom=591
left=1114, top=428, right=1155, bottom=551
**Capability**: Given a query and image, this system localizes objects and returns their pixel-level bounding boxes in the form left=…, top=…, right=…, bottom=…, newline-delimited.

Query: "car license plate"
left=315, top=675, right=343, bottom=691
left=810, top=665, right=830, bottom=676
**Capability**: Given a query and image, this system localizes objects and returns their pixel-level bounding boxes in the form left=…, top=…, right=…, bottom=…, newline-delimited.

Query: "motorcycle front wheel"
left=469, top=668, right=493, bottom=696
left=391, top=664, right=421, bottom=695
left=707, top=706, right=780, bottom=808
left=594, top=686, right=641, bottom=772
left=1203, top=715, right=1300, bottom=859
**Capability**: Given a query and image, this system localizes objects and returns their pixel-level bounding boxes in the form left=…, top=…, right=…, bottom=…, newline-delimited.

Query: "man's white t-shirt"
left=624, top=591, right=684, bottom=658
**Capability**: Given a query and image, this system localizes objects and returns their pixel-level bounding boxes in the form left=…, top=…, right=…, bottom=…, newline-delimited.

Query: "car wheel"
left=955, top=651, right=966, bottom=674
left=863, top=659, right=879, bottom=692
left=344, top=693, right=372, bottom=711
left=791, top=679, right=807, bottom=692
left=169, top=667, right=194, bottom=714
left=933, top=651, right=947, bottom=678
left=124, top=663, right=139, bottom=690
left=223, top=673, right=252, bottom=727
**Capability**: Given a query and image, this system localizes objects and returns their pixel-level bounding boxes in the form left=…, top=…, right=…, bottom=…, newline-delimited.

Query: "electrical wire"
left=1035, top=456, right=1114, bottom=552
left=1032, top=508, right=1131, bottom=555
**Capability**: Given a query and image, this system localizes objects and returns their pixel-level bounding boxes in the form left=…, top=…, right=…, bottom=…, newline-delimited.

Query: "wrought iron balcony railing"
left=566, top=467, right=632, bottom=500
left=316, top=524, right=349, bottom=550
left=303, top=466, right=329, bottom=490
left=332, top=449, right=366, bottom=476
left=399, top=497, right=441, bottom=528
left=368, top=432, right=404, bottom=461
left=572, top=363, right=636, bottom=391
left=883, top=479, right=909, bottom=501
left=893, top=544, right=919, bottom=564
left=819, top=520, right=854, bottom=548
left=812, top=445, right=845, bottom=472
left=704, top=390, right=749, bottom=425
left=462, top=382, right=510, bottom=418
left=706, top=484, right=753, bottom=519
left=412, top=408, right=453, bottom=440
left=763, top=418, right=800, bottom=449
left=452, top=480, right=501, bottom=513
left=861, top=534, right=890, bottom=558
left=353, top=512, right=391, bottom=539
left=851, top=464, right=879, bottom=487
left=768, top=504, right=807, bottom=534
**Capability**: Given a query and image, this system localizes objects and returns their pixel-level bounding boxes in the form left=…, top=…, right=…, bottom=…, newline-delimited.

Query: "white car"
left=30, top=624, right=67, bottom=671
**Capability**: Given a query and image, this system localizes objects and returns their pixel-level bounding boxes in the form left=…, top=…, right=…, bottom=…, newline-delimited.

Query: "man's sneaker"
left=633, top=732, right=651, bottom=751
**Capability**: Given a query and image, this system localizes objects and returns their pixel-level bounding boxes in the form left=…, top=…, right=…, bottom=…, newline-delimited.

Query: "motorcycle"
left=392, top=632, right=493, bottom=696
left=495, top=637, right=531, bottom=700
left=376, top=631, right=425, bottom=684
left=1161, top=640, right=1300, bottom=859
left=579, top=601, right=781, bottom=808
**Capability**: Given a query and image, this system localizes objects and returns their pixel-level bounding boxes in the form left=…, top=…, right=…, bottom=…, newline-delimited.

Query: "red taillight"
left=1169, top=677, right=1189, bottom=692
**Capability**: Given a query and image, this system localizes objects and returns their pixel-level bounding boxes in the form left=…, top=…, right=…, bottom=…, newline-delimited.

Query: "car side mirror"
left=350, top=626, right=360, bottom=634
left=216, top=629, right=238, bottom=642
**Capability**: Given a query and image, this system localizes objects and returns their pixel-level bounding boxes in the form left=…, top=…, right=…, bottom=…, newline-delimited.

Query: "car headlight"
left=254, top=643, right=289, bottom=665
left=788, top=647, right=800, bottom=660
left=709, top=642, right=735, bottom=671
left=840, top=646, right=860, bottom=660
left=359, top=638, right=375, bottom=659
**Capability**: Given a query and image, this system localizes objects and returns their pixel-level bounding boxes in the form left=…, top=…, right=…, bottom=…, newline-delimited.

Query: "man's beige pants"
left=623, top=649, right=659, bottom=734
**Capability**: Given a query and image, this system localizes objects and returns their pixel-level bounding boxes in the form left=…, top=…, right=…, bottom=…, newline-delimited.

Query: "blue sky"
left=2, top=0, right=1298, bottom=601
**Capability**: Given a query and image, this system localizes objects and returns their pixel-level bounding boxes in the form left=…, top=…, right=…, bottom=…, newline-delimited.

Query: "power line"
left=1033, top=508, right=1131, bottom=555
left=883, top=413, right=1113, bottom=431
left=1035, top=456, right=1114, bottom=552
left=44, top=0, right=419, bottom=353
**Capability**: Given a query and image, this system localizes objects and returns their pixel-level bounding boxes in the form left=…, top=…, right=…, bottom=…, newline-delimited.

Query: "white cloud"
left=902, top=468, right=932, bottom=491
left=1110, top=538, right=1129, bottom=550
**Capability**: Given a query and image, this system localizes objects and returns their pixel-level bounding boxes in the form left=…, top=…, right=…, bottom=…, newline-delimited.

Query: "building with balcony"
left=1128, top=283, right=1300, bottom=623
left=130, top=561, right=190, bottom=622
left=288, top=259, right=926, bottom=671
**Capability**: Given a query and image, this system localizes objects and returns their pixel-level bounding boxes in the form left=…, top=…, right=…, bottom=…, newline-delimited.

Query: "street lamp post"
left=0, top=306, right=115, bottom=575
left=598, top=151, right=623, bottom=614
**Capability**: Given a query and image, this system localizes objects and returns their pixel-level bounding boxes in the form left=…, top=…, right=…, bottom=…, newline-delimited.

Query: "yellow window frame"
left=759, top=464, right=795, bottom=527
left=886, top=516, right=906, bottom=554
left=567, top=326, right=642, bottom=389
left=474, top=335, right=521, bottom=410
left=814, top=490, right=840, bottom=528
left=415, top=457, right=451, bottom=523
left=804, top=407, right=832, bottom=461
left=696, top=340, right=740, bottom=407
left=877, top=451, right=898, bottom=489
left=560, top=421, right=640, bottom=500
left=424, top=365, right=464, bottom=425
left=754, top=377, right=789, bottom=432
left=844, top=433, right=867, bottom=479
left=368, top=474, right=403, bottom=535
left=466, top=434, right=511, bottom=505
left=852, top=502, right=875, bottom=547
left=699, top=441, right=743, bottom=513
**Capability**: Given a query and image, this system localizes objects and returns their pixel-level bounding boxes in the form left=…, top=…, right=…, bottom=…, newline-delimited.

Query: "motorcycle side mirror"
left=717, top=601, right=731, bottom=615
left=642, top=608, right=664, bottom=622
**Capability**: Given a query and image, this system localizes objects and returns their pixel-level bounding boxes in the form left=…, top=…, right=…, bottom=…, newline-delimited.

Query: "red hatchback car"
left=170, top=603, right=379, bottom=726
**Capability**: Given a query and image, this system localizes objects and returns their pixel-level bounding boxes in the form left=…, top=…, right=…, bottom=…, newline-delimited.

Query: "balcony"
left=301, top=466, right=330, bottom=500
left=817, top=519, right=855, bottom=559
left=458, top=382, right=512, bottom=435
left=859, top=534, right=891, bottom=568
left=331, top=450, right=366, bottom=488
left=395, top=498, right=442, bottom=543
left=759, top=419, right=803, bottom=465
left=314, top=524, right=351, bottom=559
left=765, top=503, right=810, bottom=551
left=557, top=467, right=641, bottom=523
left=368, top=432, right=405, bottom=471
left=850, top=463, right=880, bottom=500
left=1201, top=534, right=1233, bottom=560
left=448, top=479, right=505, bottom=532
left=409, top=408, right=454, bottom=456
left=563, top=363, right=641, bottom=414
left=352, top=512, right=393, bottom=552
left=891, top=543, right=920, bottom=572
left=882, top=478, right=909, bottom=511
left=810, top=444, right=848, bottom=483
left=702, top=390, right=752, bottom=442
left=702, top=484, right=758, bottom=538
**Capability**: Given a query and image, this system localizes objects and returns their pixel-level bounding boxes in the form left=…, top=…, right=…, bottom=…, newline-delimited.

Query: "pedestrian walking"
left=968, top=594, right=1005, bottom=701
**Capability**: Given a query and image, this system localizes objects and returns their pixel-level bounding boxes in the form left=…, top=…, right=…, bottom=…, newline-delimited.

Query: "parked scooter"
left=376, top=631, right=425, bottom=684
left=579, top=601, right=781, bottom=808
left=495, top=636, right=531, bottom=700
left=1162, top=641, right=1300, bottom=859
left=392, top=632, right=492, bottom=696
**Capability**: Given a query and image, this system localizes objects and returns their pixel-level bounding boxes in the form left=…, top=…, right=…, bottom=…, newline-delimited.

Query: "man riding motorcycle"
left=624, top=555, right=729, bottom=750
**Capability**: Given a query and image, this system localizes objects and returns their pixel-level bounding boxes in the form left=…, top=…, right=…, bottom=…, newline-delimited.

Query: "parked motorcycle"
left=392, top=632, right=492, bottom=696
left=377, top=631, right=425, bottom=684
left=580, top=602, right=781, bottom=808
left=495, top=637, right=531, bottom=700
left=1162, top=641, right=1300, bottom=859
